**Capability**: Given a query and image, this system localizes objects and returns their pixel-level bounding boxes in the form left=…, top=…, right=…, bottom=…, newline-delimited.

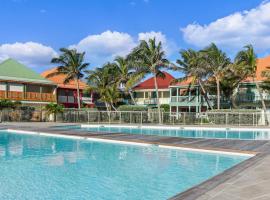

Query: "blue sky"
left=0, top=0, right=268, bottom=75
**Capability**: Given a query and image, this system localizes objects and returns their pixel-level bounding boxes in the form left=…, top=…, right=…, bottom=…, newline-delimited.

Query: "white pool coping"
left=2, top=129, right=255, bottom=157
left=81, top=124, right=270, bottom=132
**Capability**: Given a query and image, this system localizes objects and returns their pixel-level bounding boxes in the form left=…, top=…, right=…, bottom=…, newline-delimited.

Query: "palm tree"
left=114, top=56, right=144, bottom=105
left=202, top=43, right=231, bottom=110
left=46, top=48, right=89, bottom=109
left=128, top=38, right=171, bottom=124
left=44, top=103, right=64, bottom=122
left=86, top=63, right=120, bottom=112
left=235, top=45, right=269, bottom=125
left=173, top=49, right=213, bottom=110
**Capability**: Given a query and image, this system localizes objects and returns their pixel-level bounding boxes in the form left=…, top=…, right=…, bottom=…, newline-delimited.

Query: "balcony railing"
left=171, top=96, right=198, bottom=103
left=0, top=91, right=56, bottom=102
left=236, top=94, right=270, bottom=103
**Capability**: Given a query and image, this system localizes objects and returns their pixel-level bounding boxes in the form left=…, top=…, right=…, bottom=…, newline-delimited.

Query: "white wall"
left=0, top=83, right=7, bottom=91
left=9, top=83, right=24, bottom=92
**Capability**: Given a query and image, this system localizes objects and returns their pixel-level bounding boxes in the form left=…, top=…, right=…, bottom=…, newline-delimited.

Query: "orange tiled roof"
left=170, top=76, right=194, bottom=86
left=243, top=55, right=270, bottom=83
left=41, top=68, right=87, bottom=90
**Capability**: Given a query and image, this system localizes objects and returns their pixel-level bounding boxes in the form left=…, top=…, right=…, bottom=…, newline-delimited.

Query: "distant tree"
left=114, top=56, right=144, bottom=105
left=46, top=48, right=89, bottom=109
left=202, top=43, right=231, bottom=110
left=172, top=49, right=213, bottom=109
left=128, top=38, right=171, bottom=123
left=235, top=45, right=268, bottom=125
left=86, top=63, right=121, bottom=111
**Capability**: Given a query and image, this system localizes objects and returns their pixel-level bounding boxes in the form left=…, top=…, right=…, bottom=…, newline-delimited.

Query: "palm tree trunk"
left=255, top=79, right=269, bottom=125
left=105, top=102, right=110, bottom=112
left=154, top=74, right=162, bottom=124
left=128, top=90, right=137, bottom=105
left=75, top=78, right=81, bottom=109
left=198, top=79, right=213, bottom=110
left=111, top=103, right=118, bottom=111
left=216, top=78, right=221, bottom=110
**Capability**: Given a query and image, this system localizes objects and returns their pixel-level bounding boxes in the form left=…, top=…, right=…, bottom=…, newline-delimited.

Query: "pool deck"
left=1, top=122, right=270, bottom=200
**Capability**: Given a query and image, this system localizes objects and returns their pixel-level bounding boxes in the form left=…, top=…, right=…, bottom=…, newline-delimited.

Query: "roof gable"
left=133, top=71, right=175, bottom=90
left=41, top=68, right=87, bottom=90
left=0, top=58, right=54, bottom=85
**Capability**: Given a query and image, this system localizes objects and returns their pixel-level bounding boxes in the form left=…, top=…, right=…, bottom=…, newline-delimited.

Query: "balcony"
left=171, top=96, right=198, bottom=103
left=0, top=91, right=56, bottom=102
left=144, top=98, right=157, bottom=105
left=58, top=96, right=93, bottom=104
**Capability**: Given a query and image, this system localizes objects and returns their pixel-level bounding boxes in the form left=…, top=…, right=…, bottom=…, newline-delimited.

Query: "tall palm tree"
left=86, top=63, right=120, bottom=112
left=128, top=38, right=171, bottom=124
left=235, top=45, right=269, bottom=125
left=46, top=48, right=89, bottom=109
left=202, top=43, right=231, bottom=110
left=114, top=56, right=143, bottom=105
left=173, top=49, right=213, bottom=110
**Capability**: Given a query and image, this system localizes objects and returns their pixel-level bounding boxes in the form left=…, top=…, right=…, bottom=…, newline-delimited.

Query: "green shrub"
left=118, top=105, right=147, bottom=111
left=160, top=104, right=170, bottom=112
left=0, top=100, right=21, bottom=110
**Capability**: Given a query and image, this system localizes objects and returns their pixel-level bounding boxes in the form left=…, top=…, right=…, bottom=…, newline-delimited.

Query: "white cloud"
left=138, top=31, right=176, bottom=55
left=70, top=31, right=137, bottom=66
left=70, top=30, right=175, bottom=66
left=0, top=42, right=57, bottom=68
left=182, top=2, right=270, bottom=52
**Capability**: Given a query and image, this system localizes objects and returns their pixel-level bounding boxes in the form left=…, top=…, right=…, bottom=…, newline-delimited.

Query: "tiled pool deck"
left=1, top=122, right=270, bottom=200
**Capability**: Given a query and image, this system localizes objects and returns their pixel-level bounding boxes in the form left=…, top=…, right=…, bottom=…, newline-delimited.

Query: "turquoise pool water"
left=61, top=125, right=270, bottom=140
left=0, top=131, right=249, bottom=200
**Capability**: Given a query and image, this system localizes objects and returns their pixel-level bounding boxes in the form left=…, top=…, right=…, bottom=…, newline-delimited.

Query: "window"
left=163, top=91, right=169, bottom=98
left=171, top=88, right=177, bottom=96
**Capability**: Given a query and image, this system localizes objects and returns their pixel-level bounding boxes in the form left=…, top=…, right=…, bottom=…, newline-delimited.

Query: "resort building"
left=132, top=72, right=175, bottom=107
left=41, top=68, right=94, bottom=108
left=169, top=78, right=211, bottom=113
left=169, top=55, right=270, bottom=113
left=0, top=58, right=56, bottom=105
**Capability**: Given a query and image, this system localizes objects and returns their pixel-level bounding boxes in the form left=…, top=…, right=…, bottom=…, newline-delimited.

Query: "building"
left=41, top=68, right=94, bottom=108
left=169, top=55, right=270, bottom=113
left=132, top=72, right=175, bottom=107
left=0, top=58, right=56, bottom=105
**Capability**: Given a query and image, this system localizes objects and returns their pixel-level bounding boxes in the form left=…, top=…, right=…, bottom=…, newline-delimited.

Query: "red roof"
left=133, top=72, right=175, bottom=90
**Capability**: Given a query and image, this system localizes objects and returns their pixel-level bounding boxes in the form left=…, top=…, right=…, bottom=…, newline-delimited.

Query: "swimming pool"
left=59, top=125, right=270, bottom=140
left=0, top=130, right=250, bottom=200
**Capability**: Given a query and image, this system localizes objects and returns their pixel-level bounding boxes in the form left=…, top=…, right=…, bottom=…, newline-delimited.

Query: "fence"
left=0, top=109, right=268, bottom=126
left=60, top=110, right=267, bottom=126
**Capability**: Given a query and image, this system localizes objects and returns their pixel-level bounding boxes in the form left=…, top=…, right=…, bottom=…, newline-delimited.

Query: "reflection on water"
left=0, top=131, right=249, bottom=200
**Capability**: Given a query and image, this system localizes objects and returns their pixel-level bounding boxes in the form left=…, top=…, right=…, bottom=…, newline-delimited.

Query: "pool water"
left=0, top=131, right=249, bottom=200
left=61, top=125, right=270, bottom=140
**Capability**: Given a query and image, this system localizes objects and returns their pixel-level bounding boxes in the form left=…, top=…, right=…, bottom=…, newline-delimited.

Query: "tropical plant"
left=172, top=49, right=213, bottom=109
left=235, top=45, right=269, bottom=125
left=0, top=100, right=21, bottom=110
left=201, top=43, right=231, bottom=110
left=46, top=48, right=89, bottom=109
left=113, top=56, right=143, bottom=105
left=128, top=38, right=171, bottom=123
left=86, top=63, right=121, bottom=111
left=44, top=103, right=64, bottom=122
